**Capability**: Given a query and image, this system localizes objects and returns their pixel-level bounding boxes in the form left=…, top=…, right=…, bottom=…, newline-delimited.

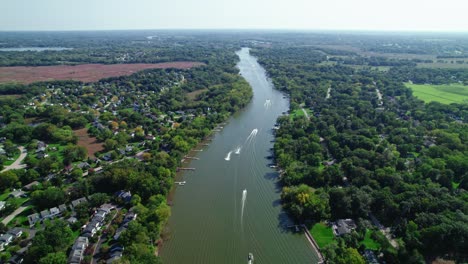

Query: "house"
left=0, top=201, right=5, bottom=211
left=71, top=197, right=87, bottom=209
left=0, top=233, right=13, bottom=248
left=68, top=236, right=89, bottom=264
left=332, top=219, right=357, bottom=236
left=82, top=220, right=101, bottom=237
left=27, top=213, right=40, bottom=227
left=7, top=253, right=24, bottom=264
left=58, top=204, right=68, bottom=213
left=77, top=162, right=90, bottom=169
left=8, top=228, right=23, bottom=238
left=115, top=190, right=132, bottom=203
left=40, top=209, right=51, bottom=219
left=9, top=190, right=25, bottom=199
left=363, top=250, right=380, bottom=264
left=23, top=181, right=40, bottom=191
left=114, top=211, right=137, bottom=240
left=67, top=216, right=78, bottom=224
left=50, top=207, right=60, bottom=217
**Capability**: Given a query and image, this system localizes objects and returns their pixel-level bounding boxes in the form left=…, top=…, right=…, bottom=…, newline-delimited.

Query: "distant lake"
left=0, top=47, right=73, bottom=52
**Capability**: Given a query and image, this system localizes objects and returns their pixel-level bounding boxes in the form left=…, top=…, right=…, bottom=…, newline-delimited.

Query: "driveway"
left=1, top=146, right=27, bottom=172
left=1, top=205, right=28, bottom=225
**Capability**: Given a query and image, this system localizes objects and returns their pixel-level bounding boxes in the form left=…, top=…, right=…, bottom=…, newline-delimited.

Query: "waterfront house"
left=332, top=219, right=357, bottom=236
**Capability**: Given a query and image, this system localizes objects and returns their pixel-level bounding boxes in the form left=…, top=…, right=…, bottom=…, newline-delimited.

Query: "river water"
left=160, top=48, right=318, bottom=264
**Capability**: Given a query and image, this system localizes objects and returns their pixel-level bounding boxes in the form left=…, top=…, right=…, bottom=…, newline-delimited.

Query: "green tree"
left=38, top=252, right=67, bottom=264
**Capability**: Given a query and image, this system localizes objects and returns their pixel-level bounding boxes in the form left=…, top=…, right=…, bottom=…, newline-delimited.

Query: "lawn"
left=310, top=222, right=335, bottom=248
left=2, top=150, right=21, bottom=166
left=0, top=191, right=10, bottom=201
left=360, top=229, right=381, bottom=250
left=47, top=143, right=66, bottom=163
left=405, top=83, right=468, bottom=104
left=7, top=205, right=33, bottom=228
left=290, top=108, right=311, bottom=120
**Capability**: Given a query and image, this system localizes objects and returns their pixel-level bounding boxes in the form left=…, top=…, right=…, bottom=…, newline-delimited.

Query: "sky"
left=1, top=0, right=468, bottom=32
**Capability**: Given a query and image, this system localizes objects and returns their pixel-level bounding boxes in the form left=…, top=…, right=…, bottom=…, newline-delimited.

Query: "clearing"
left=0, top=62, right=204, bottom=84
left=74, top=128, right=104, bottom=158
left=405, top=83, right=468, bottom=104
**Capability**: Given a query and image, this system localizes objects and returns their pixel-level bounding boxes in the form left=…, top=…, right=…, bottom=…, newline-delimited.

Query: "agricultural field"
left=0, top=62, right=204, bottom=84
left=74, top=128, right=104, bottom=158
left=405, top=83, right=468, bottom=104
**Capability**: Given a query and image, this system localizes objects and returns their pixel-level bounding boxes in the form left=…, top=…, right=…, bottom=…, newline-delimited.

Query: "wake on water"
left=241, top=189, right=247, bottom=225
left=224, top=151, right=232, bottom=161
left=235, top=146, right=242, bottom=154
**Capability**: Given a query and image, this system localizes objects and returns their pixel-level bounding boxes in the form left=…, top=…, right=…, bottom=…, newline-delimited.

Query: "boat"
left=248, top=253, right=254, bottom=263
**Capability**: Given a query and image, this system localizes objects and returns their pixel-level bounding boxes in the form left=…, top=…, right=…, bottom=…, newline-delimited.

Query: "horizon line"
left=1, top=28, right=468, bottom=34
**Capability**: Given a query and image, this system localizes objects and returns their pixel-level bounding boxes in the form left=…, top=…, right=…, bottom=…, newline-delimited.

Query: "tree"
left=38, top=252, right=67, bottom=264
left=62, top=145, right=87, bottom=164
left=25, top=220, right=73, bottom=262
left=31, top=187, right=67, bottom=210
left=0, top=171, right=19, bottom=191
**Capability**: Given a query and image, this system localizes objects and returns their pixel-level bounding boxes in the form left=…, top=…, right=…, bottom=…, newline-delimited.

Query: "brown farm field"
left=0, top=62, right=204, bottom=84
left=74, top=128, right=104, bottom=158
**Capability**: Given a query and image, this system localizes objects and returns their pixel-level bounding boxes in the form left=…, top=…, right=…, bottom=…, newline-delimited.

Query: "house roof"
left=8, top=228, right=23, bottom=237
left=333, top=219, right=357, bottom=236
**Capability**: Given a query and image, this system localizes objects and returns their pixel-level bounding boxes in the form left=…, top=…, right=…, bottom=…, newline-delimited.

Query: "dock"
left=177, top=167, right=195, bottom=171
left=184, top=156, right=200, bottom=160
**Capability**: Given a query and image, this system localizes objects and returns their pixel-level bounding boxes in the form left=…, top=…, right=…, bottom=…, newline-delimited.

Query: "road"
left=1, top=146, right=27, bottom=172
left=1, top=205, right=28, bottom=225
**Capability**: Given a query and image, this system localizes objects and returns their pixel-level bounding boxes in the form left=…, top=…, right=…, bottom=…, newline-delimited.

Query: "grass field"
left=360, top=229, right=381, bottom=250
left=290, top=108, right=311, bottom=120
left=310, top=222, right=335, bottom=248
left=405, top=83, right=468, bottom=104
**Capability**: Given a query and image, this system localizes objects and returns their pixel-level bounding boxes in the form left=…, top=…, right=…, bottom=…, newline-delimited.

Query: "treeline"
left=388, top=67, right=468, bottom=85
left=252, top=46, right=467, bottom=263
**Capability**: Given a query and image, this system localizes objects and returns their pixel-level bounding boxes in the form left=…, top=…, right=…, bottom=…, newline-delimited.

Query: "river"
left=160, top=48, right=319, bottom=264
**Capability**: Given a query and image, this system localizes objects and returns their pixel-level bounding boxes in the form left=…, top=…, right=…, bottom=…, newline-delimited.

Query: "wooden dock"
left=184, top=156, right=200, bottom=160
left=177, top=167, right=195, bottom=171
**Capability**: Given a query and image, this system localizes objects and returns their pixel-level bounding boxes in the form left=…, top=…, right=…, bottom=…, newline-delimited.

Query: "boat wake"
left=224, top=151, right=232, bottom=161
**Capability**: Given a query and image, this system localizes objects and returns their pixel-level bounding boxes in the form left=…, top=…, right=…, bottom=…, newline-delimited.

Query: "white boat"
left=248, top=253, right=254, bottom=264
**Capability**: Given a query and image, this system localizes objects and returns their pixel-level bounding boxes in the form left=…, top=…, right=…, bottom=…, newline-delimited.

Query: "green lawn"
left=290, top=108, right=311, bottom=120
left=8, top=206, right=33, bottom=228
left=405, top=83, right=468, bottom=104
left=47, top=143, right=66, bottom=163
left=310, top=222, right=335, bottom=248
left=2, top=151, right=21, bottom=166
left=360, top=229, right=381, bottom=250
left=0, top=191, right=10, bottom=201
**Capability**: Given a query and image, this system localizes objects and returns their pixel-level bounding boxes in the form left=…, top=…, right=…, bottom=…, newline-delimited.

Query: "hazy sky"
left=2, top=0, right=468, bottom=31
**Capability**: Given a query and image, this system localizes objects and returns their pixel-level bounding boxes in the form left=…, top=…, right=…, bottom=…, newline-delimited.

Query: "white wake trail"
left=224, top=151, right=232, bottom=161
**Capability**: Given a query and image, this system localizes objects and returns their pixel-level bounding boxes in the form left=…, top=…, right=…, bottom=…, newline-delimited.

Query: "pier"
left=177, top=167, right=195, bottom=171
left=184, top=156, right=200, bottom=160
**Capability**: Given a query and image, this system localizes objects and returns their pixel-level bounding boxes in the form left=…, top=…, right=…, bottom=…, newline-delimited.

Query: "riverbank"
left=160, top=47, right=319, bottom=263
